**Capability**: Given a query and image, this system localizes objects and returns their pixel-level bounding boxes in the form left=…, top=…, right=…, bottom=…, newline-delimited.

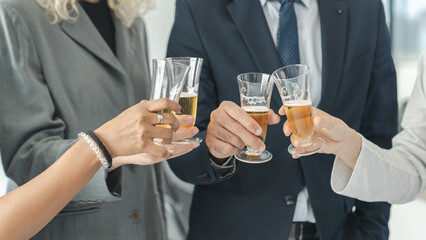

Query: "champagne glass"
left=272, top=64, right=324, bottom=156
left=234, top=73, right=274, bottom=164
left=166, top=57, right=203, bottom=144
left=150, top=59, right=190, bottom=147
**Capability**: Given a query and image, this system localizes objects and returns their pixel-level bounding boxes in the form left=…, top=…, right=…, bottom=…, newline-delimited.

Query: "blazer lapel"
left=113, top=15, right=135, bottom=78
left=112, top=14, right=137, bottom=105
left=317, top=0, right=348, bottom=112
left=227, top=0, right=283, bottom=108
left=60, top=5, right=128, bottom=78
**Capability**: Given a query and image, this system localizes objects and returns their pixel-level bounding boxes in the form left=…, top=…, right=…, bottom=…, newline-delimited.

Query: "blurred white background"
left=1, top=0, right=425, bottom=239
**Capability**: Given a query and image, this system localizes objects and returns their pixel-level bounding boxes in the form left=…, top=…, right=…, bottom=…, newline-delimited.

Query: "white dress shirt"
left=331, top=50, right=426, bottom=204
left=261, top=0, right=322, bottom=107
left=260, top=0, right=322, bottom=223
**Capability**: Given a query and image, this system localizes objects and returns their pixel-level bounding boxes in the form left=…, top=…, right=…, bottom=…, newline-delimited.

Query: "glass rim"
left=237, top=72, right=272, bottom=84
left=165, top=57, right=203, bottom=62
left=152, top=59, right=191, bottom=69
left=272, top=64, right=310, bottom=82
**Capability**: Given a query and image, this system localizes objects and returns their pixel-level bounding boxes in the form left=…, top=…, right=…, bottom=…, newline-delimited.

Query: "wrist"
left=337, top=129, right=362, bottom=169
left=93, top=127, right=117, bottom=158
left=78, top=131, right=112, bottom=169
left=209, top=152, right=231, bottom=165
left=206, top=138, right=232, bottom=164
left=76, top=139, right=103, bottom=169
left=108, top=157, right=123, bottom=172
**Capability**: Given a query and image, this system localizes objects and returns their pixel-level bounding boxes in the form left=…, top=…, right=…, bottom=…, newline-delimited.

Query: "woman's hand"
left=279, top=106, right=362, bottom=168
left=94, top=98, right=181, bottom=159
left=110, top=115, right=200, bottom=169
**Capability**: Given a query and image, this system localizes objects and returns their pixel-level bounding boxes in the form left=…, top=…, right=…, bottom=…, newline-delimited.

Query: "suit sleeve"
left=167, top=0, right=237, bottom=185
left=0, top=3, right=120, bottom=202
left=343, top=2, right=397, bottom=239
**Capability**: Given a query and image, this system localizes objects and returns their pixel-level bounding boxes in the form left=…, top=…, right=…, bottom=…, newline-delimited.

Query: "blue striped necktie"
left=276, top=0, right=301, bottom=66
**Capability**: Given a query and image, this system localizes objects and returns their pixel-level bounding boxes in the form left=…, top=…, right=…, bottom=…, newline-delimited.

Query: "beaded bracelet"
left=87, top=131, right=113, bottom=169
left=78, top=132, right=110, bottom=169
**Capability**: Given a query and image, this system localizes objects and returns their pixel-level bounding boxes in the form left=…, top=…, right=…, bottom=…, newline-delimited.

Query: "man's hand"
left=206, top=101, right=280, bottom=163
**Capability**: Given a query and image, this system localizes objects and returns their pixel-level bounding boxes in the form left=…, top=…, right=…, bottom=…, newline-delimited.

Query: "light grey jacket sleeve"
left=0, top=3, right=118, bottom=202
left=331, top=50, right=426, bottom=204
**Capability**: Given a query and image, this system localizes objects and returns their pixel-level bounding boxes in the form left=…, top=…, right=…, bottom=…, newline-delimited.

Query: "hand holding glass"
left=272, top=64, right=324, bottom=156
left=234, top=73, right=274, bottom=164
left=150, top=59, right=190, bottom=148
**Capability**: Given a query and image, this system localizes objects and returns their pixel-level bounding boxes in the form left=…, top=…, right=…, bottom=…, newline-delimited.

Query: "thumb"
left=268, top=109, right=281, bottom=125
left=313, top=115, right=339, bottom=130
left=314, top=115, right=349, bottom=142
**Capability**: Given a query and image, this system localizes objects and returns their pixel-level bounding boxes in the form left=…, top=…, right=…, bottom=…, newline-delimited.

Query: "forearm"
left=0, top=140, right=101, bottom=240
left=332, top=136, right=426, bottom=203
left=3, top=137, right=121, bottom=202
left=335, top=129, right=362, bottom=169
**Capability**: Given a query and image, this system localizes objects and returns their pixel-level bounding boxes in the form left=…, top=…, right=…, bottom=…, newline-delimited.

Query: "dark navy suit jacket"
left=167, top=0, right=398, bottom=239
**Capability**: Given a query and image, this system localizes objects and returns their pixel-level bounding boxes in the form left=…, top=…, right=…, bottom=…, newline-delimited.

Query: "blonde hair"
left=37, top=0, right=154, bottom=27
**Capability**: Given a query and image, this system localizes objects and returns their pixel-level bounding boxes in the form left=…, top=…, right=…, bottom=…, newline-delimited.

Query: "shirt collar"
left=260, top=0, right=311, bottom=8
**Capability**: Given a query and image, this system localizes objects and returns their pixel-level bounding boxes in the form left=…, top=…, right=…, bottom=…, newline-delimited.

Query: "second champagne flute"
left=234, top=72, right=274, bottom=164
left=166, top=57, right=203, bottom=144
left=150, top=59, right=190, bottom=146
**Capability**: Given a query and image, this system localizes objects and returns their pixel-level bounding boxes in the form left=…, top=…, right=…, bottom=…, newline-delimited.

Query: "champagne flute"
left=234, top=72, right=274, bottom=164
left=272, top=64, right=324, bottom=156
left=166, top=57, right=203, bottom=144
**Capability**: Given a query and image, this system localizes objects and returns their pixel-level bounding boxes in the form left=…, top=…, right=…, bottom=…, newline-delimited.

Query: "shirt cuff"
left=210, top=156, right=236, bottom=178
left=330, top=136, right=370, bottom=195
left=106, top=167, right=122, bottom=197
left=210, top=155, right=234, bottom=168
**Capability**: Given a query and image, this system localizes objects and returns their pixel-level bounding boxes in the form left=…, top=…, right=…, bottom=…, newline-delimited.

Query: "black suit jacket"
left=167, top=0, right=398, bottom=239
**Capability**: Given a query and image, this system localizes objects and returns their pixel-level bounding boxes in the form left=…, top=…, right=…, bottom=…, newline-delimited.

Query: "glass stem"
left=299, top=136, right=312, bottom=147
left=246, top=146, right=260, bottom=156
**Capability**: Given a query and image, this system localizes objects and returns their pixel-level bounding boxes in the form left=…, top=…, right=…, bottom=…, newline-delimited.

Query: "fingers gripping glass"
left=150, top=59, right=190, bottom=148
left=234, top=73, right=274, bottom=164
left=272, top=64, right=324, bottom=157
left=166, top=57, right=203, bottom=144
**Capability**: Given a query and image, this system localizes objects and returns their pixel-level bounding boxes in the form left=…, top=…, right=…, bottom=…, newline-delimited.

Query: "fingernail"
left=239, top=143, right=245, bottom=150
left=259, top=145, right=265, bottom=152
left=193, top=143, right=200, bottom=148
left=193, top=128, right=199, bottom=134
left=256, top=128, right=262, bottom=135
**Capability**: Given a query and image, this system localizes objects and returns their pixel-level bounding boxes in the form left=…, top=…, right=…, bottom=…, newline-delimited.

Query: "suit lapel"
left=317, top=0, right=348, bottom=112
left=227, top=0, right=283, bottom=108
left=60, top=4, right=128, bottom=78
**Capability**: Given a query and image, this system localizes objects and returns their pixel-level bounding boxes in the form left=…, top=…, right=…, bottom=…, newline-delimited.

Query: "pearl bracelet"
left=78, top=132, right=110, bottom=169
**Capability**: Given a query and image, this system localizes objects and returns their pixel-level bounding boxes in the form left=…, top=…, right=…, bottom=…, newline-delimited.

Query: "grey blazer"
left=0, top=0, right=166, bottom=239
